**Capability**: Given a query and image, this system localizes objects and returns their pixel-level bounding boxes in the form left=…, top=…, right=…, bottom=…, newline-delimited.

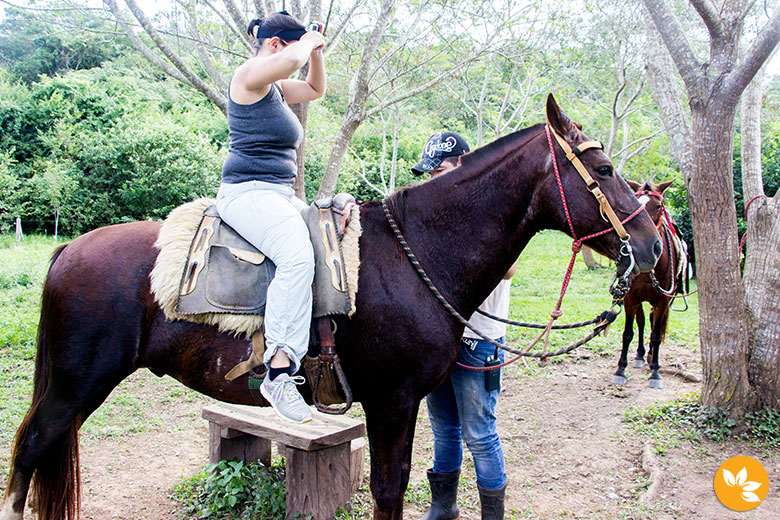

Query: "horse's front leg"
left=613, top=305, right=635, bottom=385
left=647, top=305, right=668, bottom=389
left=633, top=306, right=647, bottom=368
left=364, top=399, right=421, bottom=520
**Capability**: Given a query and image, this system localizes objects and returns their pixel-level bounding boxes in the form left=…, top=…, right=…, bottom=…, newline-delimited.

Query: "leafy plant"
left=743, top=409, right=780, bottom=449
left=624, top=392, right=780, bottom=451
left=173, top=458, right=287, bottom=519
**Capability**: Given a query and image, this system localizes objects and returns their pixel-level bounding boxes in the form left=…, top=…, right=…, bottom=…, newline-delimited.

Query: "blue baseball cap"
left=411, top=132, right=470, bottom=176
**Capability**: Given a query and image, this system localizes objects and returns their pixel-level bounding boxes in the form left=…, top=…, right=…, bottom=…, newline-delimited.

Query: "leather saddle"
left=176, top=193, right=357, bottom=320
left=168, top=194, right=359, bottom=413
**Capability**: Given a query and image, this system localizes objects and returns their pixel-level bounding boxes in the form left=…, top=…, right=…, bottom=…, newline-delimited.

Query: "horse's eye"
left=595, top=165, right=613, bottom=177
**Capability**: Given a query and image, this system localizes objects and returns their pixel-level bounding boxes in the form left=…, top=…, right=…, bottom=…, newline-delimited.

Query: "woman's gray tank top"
left=221, top=83, right=304, bottom=185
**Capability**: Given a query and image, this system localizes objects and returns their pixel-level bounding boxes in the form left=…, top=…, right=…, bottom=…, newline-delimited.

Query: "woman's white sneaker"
left=260, top=373, right=312, bottom=423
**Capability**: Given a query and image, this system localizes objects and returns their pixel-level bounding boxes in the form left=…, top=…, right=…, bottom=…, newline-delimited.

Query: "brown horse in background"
left=1, top=96, right=662, bottom=520
left=612, top=180, right=685, bottom=389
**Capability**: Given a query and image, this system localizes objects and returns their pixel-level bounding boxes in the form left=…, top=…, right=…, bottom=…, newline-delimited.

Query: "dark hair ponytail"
left=247, top=18, right=263, bottom=39
left=247, top=11, right=305, bottom=53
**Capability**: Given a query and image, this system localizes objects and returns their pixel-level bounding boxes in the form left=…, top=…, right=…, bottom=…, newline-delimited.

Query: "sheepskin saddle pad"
left=150, top=195, right=361, bottom=338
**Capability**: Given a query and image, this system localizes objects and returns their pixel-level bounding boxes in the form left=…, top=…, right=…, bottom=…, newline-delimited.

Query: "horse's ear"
left=656, top=180, right=673, bottom=193
left=626, top=180, right=642, bottom=192
left=546, top=93, right=574, bottom=138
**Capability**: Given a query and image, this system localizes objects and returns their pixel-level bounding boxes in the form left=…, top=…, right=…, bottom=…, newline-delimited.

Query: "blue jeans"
left=426, top=337, right=506, bottom=490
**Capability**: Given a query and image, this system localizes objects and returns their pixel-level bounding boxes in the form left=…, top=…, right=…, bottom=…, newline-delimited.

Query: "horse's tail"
left=5, top=243, right=81, bottom=520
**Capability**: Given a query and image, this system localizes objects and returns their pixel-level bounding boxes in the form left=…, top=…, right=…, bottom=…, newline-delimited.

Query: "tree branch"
left=221, top=0, right=250, bottom=44
left=202, top=1, right=250, bottom=53
left=727, top=5, right=780, bottom=99
left=348, top=146, right=387, bottom=197
left=186, top=0, right=229, bottom=94
left=322, top=0, right=361, bottom=55
left=365, top=57, right=477, bottom=119
left=642, top=0, right=703, bottom=93
left=120, top=0, right=227, bottom=113
left=615, top=130, right=661, bottom=158
left=689, top=0, right=725, bottom=40
left=103, top=0, right=190, bottom=85
left=643, top=13, right=693, bottom=173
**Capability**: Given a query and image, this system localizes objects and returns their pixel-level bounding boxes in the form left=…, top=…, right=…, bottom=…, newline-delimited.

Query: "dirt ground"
left=6, top=341, right=779, bottom=520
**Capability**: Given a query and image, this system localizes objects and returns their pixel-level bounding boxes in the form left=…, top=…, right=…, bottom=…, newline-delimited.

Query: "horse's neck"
left=393, top=141, right=546, bottom=316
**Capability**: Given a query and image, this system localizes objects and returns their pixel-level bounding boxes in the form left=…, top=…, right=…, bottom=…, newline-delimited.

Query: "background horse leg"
left=647, top=304, right=669, bottom=389
left=633, top=305, right=647, bottom=368
left=613, top=302, right=636, bottom=385
left=364, top=400, right=420, bottom=520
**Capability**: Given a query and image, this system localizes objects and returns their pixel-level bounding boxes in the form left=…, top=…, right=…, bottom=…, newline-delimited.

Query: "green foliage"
left=173, top=459, right=287, bottom=520
left=0, top=7, right=129, bottom=84
left=1, top=67, right=226, bottom=234
left=743, top=409, right=780, bottom=449
left=624, top=393, right=780, bottom=452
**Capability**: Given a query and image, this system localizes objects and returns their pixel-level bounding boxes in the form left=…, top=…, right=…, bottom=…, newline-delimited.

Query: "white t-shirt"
left=463, top=278, right=511, bottom=340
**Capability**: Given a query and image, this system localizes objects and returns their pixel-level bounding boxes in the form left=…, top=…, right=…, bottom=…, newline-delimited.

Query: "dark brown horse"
left=612, top=180, right=683, bottom=389
left=1, top=96, right=661, bottom=520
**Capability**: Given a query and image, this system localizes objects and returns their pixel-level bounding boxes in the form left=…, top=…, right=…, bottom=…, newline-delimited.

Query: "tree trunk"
left=291, top=101, right=310, bottom=200
left=316, top=0, right=395, bottom=199
left=643, top=0, right=780, bottom=416
left=581, top=247, right=605, bottom=269
left=317, top=104, right=363, bottom=198
left=741, top=69, right=780, bottom=408
left=687, top=104, right=755, bottom=413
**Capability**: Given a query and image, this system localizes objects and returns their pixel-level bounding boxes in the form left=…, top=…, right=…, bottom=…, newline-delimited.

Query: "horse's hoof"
left=648, top=378, right=663, bottom=389
left=611, top=375, right=627, bottom=385
left=633, top=359, right=645, bottom=368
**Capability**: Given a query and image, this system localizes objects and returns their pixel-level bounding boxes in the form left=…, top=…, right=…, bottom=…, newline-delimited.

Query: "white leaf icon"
left=723, top=469, right=736, bottom=486
left=742, top=481, right=761, bottom=492
left=736, top=467, right=747, bottom=486
left=742, top=491, right=760, bottom=503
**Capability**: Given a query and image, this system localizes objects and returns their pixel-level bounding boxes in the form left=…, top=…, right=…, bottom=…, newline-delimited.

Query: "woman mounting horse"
left=612, top=180, right=685, bottom=390
left=1, top=96, right=661, bottom=520
left=218, top=11, right=326, bottom=424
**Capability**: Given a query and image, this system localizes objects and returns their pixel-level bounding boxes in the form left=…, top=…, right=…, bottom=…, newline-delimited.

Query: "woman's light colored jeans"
left=216, top=180, right=313, bottom=372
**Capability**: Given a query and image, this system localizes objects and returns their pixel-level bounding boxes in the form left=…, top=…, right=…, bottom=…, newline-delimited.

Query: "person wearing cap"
left=413, top=132, right=515, bottom=520
left=215, top=11, right=325, bottom=424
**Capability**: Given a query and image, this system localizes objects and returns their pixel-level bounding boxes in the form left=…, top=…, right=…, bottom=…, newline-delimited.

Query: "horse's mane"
left=457, top=123, right=545, bottom=174
left=381, top=123, right=546, bottom=217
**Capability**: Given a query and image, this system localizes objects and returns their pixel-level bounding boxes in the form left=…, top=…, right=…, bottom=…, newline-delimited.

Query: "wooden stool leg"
left=285, top=443, right=351, bottom=520
left=209, top=422, right=272, bottom=466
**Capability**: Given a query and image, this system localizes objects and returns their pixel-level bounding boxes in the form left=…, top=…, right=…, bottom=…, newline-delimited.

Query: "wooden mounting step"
left=203, top=403, right=366, bottom=520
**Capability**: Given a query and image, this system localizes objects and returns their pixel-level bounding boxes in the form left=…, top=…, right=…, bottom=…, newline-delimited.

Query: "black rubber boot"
left=421, top=469, right=460, bottom=520
left=477, top=483, right=505, bottom=520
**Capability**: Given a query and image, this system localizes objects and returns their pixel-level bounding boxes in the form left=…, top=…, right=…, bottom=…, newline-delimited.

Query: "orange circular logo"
left=713, top=456, right=769, bottom=511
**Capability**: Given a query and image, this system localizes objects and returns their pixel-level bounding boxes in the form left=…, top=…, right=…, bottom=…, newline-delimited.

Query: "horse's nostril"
left=653, top=239, right=662, bottom=259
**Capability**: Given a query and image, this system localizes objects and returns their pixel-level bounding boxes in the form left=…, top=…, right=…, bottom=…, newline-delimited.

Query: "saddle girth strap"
left=224, top=326, right=266, bottom=381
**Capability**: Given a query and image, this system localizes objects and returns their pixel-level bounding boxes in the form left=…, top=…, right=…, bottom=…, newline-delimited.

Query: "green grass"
left=505, top=230, right=699, bottom=364
left=624, top=392, right=780, bottom=455
left=0, top=235, right=61, bottom=464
